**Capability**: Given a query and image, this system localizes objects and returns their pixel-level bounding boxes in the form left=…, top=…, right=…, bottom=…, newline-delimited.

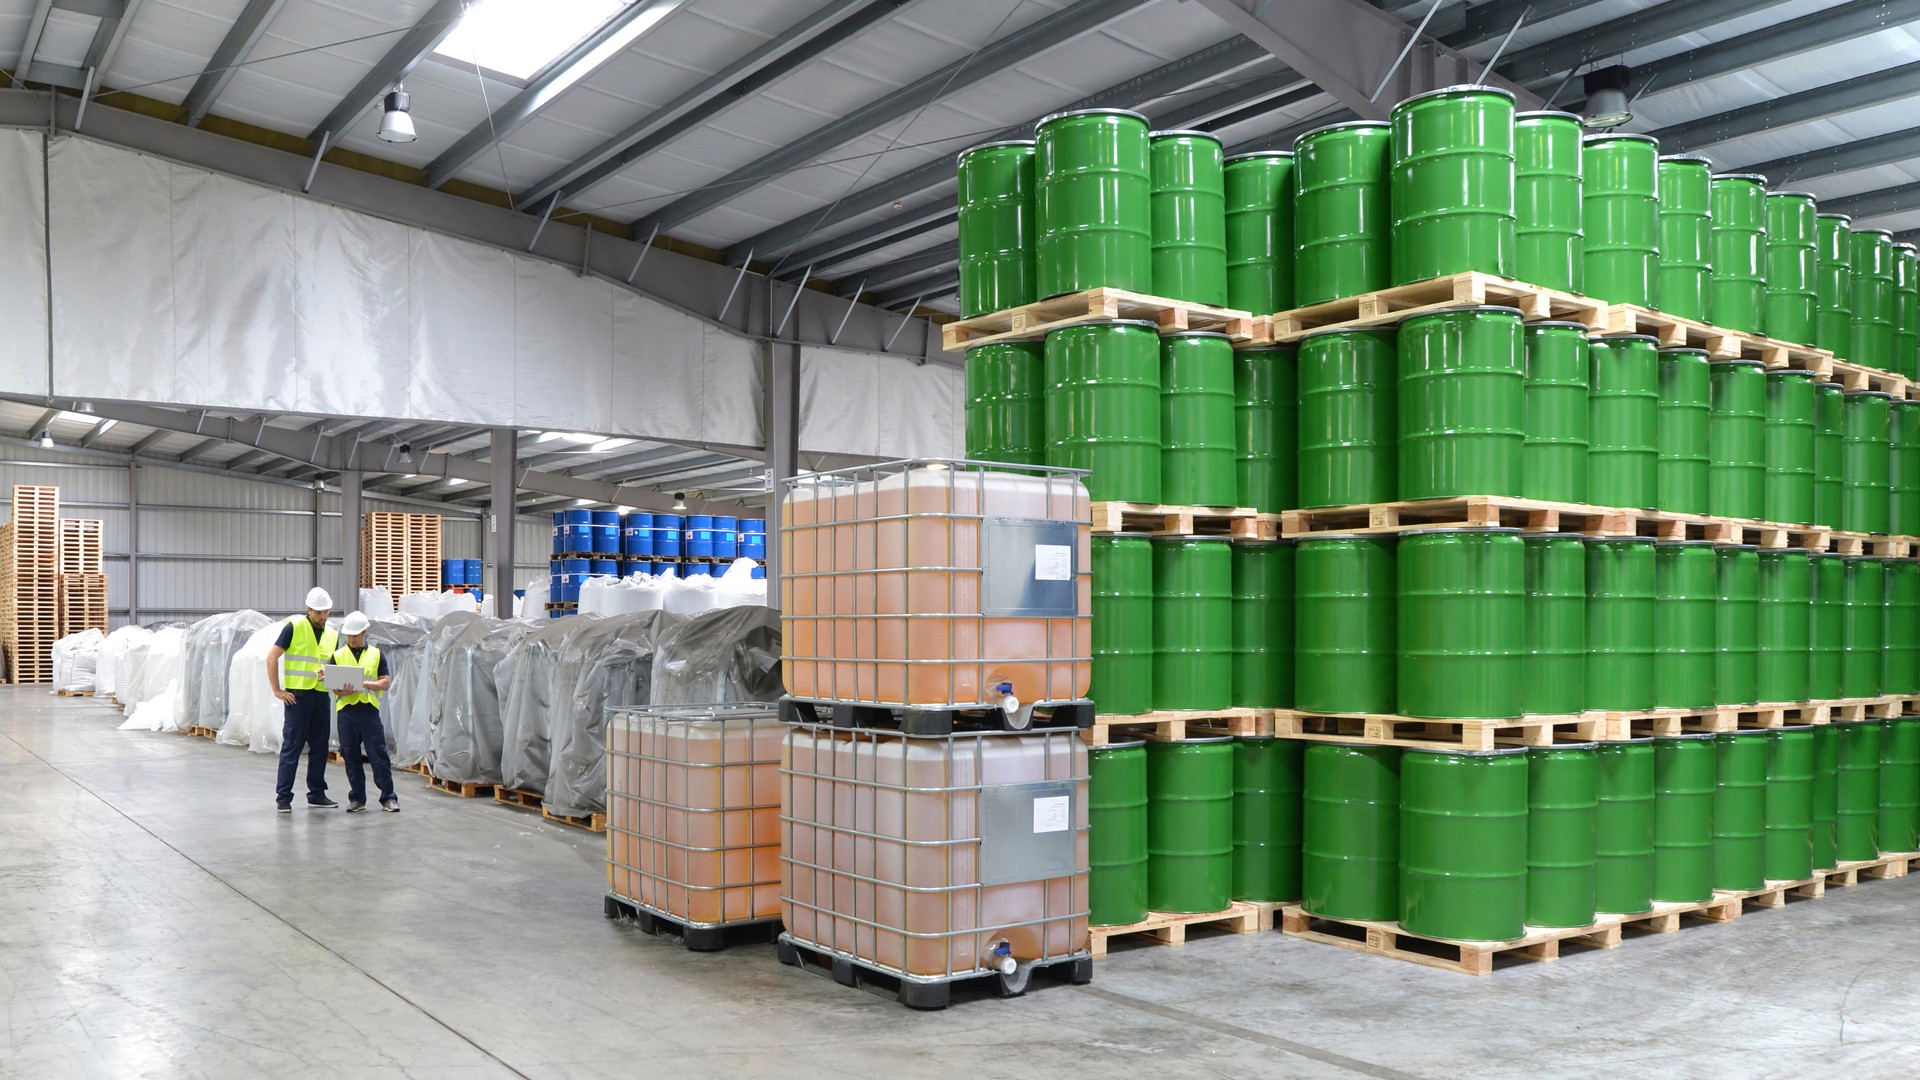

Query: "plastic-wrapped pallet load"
left=663, top=573, right=722, bottom=616
left=545, top=611, right=680, bottom=819
left=118, top=626, right=188, bottom=732
left=365, top=615, right=434, bottom=753
left=713, top=560, right=768, bottom=609
left=51, top=628, right=104, bottom=694
left=520, top=576, right=551, bottom=620
left=650, top=606, right=782, bottom=706
left=220, top=623, right=283, bottom=750
left=95, top=625, right=149, bottom=699
left=359, top=586, right=395, bottom=619
left=182, top=611, right=271, bottom=733
left=497, top=616, right=598, bottom=794
left=426, top=616, right=530, bottom=783
left=390, top=611, right=484, bottom=767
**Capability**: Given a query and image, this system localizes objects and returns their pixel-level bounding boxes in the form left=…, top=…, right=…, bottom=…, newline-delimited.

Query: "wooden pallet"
left=187, top=726, right=218, bottom=740
left=1090, top=901, right=1270, bottom=959
left=495, top=786, right=544, bottom=811
left=1829, top=696, right=1905, bottom=721
left=1581, top=708, right=1736, bottom=738
left=1828, top=358, right=1910, bottom=396
left=425, top=772, right=494, bottom=798
left=1603, top=305, right=1836, bottom=370
left=54, top=688, right=93, bottom=697
left=1267, top=272, right=1610, bottom=341
left=1090, top=501, right=1273, bottom=539
left=1083, top=708, right=1272, bottom=745
left=1281, top=495, right=1632, bottom=538
left=1827, top=531, right=1914, bottom=558
left=1273, top=711, right=1607, bottom=751
left=940, top=287, right=1258, bottom=350
left=1818, top=851, right=1920, bottom=887
left=541, top=805, right=607, bottom=833
left=57, top=519, right=102, bottom=574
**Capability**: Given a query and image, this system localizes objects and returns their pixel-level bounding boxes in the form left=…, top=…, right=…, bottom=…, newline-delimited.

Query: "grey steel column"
left=341, top=470, right=362, bottom=607
left=126, top=460, right=139, bottom=625
left=491, top=428, right=516, bottom=618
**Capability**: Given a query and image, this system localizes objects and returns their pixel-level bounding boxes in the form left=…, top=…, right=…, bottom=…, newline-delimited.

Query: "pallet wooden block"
left=495, top=786, right=544, bottom=811
left=1828, top=358, right=1910, bottom=396
left=425, top=772, right=494, bottom=798
left=940, top=287, right=1258, bottom=350
left=1083, top=708, right=1272, bottom=746
left=1090, top=901, right=1269, bottom=958
left=1266, top=272, right=1610, bottom=341
left=541, top=805, right=607, bottom=833
left=1827, top=531, right=1912, bottom=558
left=1282, top=495, right=1631, bottom=538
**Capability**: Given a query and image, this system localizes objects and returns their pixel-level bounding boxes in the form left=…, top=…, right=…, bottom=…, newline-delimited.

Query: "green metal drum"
left=1850, top=227, right=1898, bottom=371
left=1232, top=541, right=1295, bottom=708
left=1302, top=743, right=1401, bottom=920
left=1149, top=130, right=1228, bottom=306
left=1656, top=347, right=1711, bottom=514
left=1293, top=121, right=1392, bottom=306
left=964, top=341, right=1046, bottom=465
left=1151, top=536, right=1232, bottom=712
left=1045, top=320, right=1161, bottom=503
left=1399, top=748, right=1529, bottom=941
left=1389, top=86, right=1516, bottom=284
left=1815, top=380, right=1846, bottom=528
left=1523, top=534, right=1586, bottom=716
left=1764, top=191, right=1819, bottom=345
left=1224, top=151, right=1295, bottom=315
left=1841, top=390, right=1892, bottom=535
left=1588, top=334, right=1660, bottom=508
left=1160, top=331, right=1237, bottom=507
left=1763, top=369, right=1818, bottom=524
left=1834, top=719, right=1882, bottom=861
left=1586, top=537, right=1656, bottom=711
left=1035, top=108, right=1152, bottom=297
left=1813, top=724, right=1839, bottom=870
left=1089, top=741, right=1149, bottom=925
left=1809, top=553, right=1846, bottom=700
left=1653, top=540, right=1717, bottom=709
left=1582, top=133, right=1661, bottom=307
left=1879, top=716, right=1920, bottom=854
left=1146, top=737, right=1235, bottom=913
left=1894, top=244, right=1919, bottom=378
left=1842, top=556, right=1885, bottom=699
left=1233, top=737, right=1304, bottom=902
left=1892, top=399, right=1920, bottom=537
left=1091, top=534, right=1154, bottom=716
left=1709, top=173, right=1769, bottom=335
left=1595, top=739, right=1656, bottom=914
left=1716, top=545, right=1760, bottom=706
left=1815, top=213, right=1855, bottom=358
left=1757, top=549, right=1812, bottom=704
left=1764, top=726, right=1817, bottom=881
left=1527, top=743, right=1598, bottom=928
left=957, top=139, right=1036, bottom=318
left=1712, top=731, right=1769, bottom=891
left=1235, top=345, right=1297, bottom=513
left=1297, top=328, right=1397, bottom=507
left=1652, top=734, right=1718, bottom=903
left=1294, top=535, right=1396, bottom=714
left=1708, top=359, right=1767, bottom=520
left=1656, top=155, right=1713, bottom=321
left=1884, top=560, right=1920, bottom=696
left=1522, top=322, right=1591, bottom=503
left=1398, top=306, right=1525, bottom=499
left=1397, top=528, right=1524, bottom=719
left=1514, top=110, right=1585, bottom=293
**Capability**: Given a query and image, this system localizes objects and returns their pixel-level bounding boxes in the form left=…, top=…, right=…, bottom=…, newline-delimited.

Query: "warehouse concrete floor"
left=4, top=685, right=1918, bottom=1080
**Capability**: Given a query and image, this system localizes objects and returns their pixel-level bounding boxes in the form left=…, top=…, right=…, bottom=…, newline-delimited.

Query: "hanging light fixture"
left=38, top=431, right=53, bottom=449
left=378, top=84, right=416, bottom=144
left=672, top=492, right=687, bottom=511
left=1583, top=65, right=1634, bottom=130
left=397, top=442, right=414, bottom=466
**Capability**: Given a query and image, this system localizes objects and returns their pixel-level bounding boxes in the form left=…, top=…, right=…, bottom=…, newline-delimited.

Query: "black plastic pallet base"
left=604, top=893, right=780, bottom=953
left=775, top=933, right=1092, bottom=1010
left=779, top=696, right=1095, bottom=736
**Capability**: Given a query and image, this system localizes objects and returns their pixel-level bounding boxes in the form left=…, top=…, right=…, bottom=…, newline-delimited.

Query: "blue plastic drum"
left=685, top=514, right=715, bottom=558
left=713, top=515, right=739, bottom=559
left=590, top=559, right=619, bottom=576
left=463, top=559, right=481, bottom=584
left=683, top=562, right=713, bottom=577
left=442, top=559, right=466, bottom=586
left=623, top=513, right=655, bottom=558
left=750, top=566, right=766, bottom=580
left=654, top=515, right=684, bottom=558
left=560, top=525, right=593, bottom=553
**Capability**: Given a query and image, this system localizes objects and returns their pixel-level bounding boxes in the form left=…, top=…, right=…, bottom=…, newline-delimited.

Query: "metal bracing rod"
left=717, top=249, right=753, bottom=321
left=775, top=265, right=814, bottom=338
left=1475, top=6, right=1530, bottom=87
left=305, top=0, right=464, bottom=145
left=831, top=281, right=866, bottom=344
left=1373, top=0, right=1449, bottom=101
left=626, top=221, right=660, bottom=284
left=181, top=0, right=290, bottom=127
left=303, top=131, right=329, bottom=194
left=527, top=194, right=558, bottom=252
left=885, top=297, right=926, bottom=350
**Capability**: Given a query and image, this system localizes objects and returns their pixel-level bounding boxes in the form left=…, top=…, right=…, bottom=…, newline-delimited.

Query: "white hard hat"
left=341, top=611, right=370, bottom=635
left=306, top=586, right=334, bottom=610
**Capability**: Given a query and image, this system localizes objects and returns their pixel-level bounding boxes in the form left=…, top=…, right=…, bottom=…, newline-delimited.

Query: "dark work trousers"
left=336, top=703, right=396, bottom=805
left=275, top=689, right=332, bottom=804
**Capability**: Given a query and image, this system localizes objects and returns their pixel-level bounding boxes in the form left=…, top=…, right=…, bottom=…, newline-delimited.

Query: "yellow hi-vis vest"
left=281, top=616, right=339, bottom=692
left=332, top=644, right=383, bottom=709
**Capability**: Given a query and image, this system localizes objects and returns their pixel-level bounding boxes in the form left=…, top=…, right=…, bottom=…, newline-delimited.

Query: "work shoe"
left=276, top=802, right=292, bottom=814
left=309, top=796, right=339, bottom=808
left=381, top=798, right=400, bottom=813
left=346, top=801, right=366, bottom=813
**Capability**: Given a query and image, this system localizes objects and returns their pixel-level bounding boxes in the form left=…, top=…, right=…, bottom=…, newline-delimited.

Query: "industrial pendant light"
left=378, top=84, right=416, bottom=144
left=672, top=492, right=687, bottom=511
left=1583, top=65, right=1634, bottom=130
left=38, top=431, right=53, bottom=449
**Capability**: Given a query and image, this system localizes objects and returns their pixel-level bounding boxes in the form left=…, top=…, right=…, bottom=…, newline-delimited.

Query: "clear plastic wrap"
left=390, top=611, right=485, bottom=768
left=118, top=627, right=188, bottom=731
left=426, top=616, right=530, bottom=783
left=221, top=623, right=283, bottom=751
left=365, top=615, right=434, bottom=753
left=545, top=611, right=681, bottom=819
left=650, top=606, right=783, bottom=707
left=712, top=559, right=768, bottom=608
left=496, top=616, right=599, bottom=793
left=51, top=628, right=104, bottom=693
left=182, top=610, right=271, bottom=732
left=520, top=575, right=550, bottom=620
left=95, top=625, right=148, bottom=698
left=359, top=587, right=395, bottom=618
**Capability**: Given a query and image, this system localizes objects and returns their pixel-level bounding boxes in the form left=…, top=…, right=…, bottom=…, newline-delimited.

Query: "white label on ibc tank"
left=1034, top=545, right=1072, bottom=581
left=1032, top=795, right=1071, bottom=834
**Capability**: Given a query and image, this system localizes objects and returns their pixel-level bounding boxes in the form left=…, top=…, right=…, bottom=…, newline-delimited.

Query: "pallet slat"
left=940, top=287, right=1257, bottom=350
left=1090, top=901, right=1272, bottom=958
left=1267, top=272, right=1609, bottom=341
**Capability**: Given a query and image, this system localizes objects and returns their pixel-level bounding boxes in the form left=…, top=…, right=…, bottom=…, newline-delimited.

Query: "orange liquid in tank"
left=781, top=468, right=1092, bottom=706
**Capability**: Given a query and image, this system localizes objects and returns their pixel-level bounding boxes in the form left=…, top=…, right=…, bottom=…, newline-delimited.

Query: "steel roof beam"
left=306, top=0, right=465, bottom=146
left=1823, top=180, right=1920, bottom=221
left=1436, top=0, right=1595, bottom=46
left=180, top=0, right=289, bottom=127
left=843, top=241, right=959, bottom=297
left=870, top=274, right=958, bottom=310
left=773, top=206, right=958, bottom=281
left=127, top=428, right=173, bottom=455
left=635, top=0, right=1152, bottom=237
left=1654, top=59, right=1920, bottom=155
left=176, top=436, right=225, bottom=463
left=580, top=448, right=734, bottom=481
left=1737, top=125, right=1920, bottom=186
left=423, top=0, right=692, bottom=190
left=25, top=408, right=59, bottom=440
left=1498, top=0, right=1796, bottom=85
left=514, top=0, right=906, bottom=211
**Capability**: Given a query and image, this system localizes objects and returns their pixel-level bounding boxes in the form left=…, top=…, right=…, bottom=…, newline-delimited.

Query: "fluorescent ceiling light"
left=92, top=419, right=117, bottom=435
left=589, top=438, right=633, bottom=453
left=445, top=477, right=468, bottom=486
left=575, top=498, right=593, bottom=506
left=434, top=0, right=627, bottom=82
left=55, top=411, right=93, bottom=424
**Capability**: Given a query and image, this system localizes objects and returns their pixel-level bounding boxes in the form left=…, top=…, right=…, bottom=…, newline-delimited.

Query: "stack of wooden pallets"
left=2, top=485, right=61, bottom=683
left=359, top=511, right=443, bottom=597
left=56, top=518, right=106, bottom=637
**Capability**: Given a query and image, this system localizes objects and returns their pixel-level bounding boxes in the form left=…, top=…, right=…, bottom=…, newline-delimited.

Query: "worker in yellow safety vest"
left=266, top=586, right=340, bottom=813
left=332, top=611, right=397, bottom=813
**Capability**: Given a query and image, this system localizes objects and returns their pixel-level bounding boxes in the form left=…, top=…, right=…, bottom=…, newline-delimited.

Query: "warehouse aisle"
left=4, top=686, right=1919, bottom=1080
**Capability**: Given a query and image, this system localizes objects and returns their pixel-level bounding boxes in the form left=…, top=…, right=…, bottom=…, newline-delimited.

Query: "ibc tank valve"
left=990, top=942, right=1018, bottom=976
left=997, top=683, right=1028, bottom=729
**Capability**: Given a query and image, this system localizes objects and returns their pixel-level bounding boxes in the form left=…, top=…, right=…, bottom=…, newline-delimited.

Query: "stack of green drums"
left=1089, top=741, right=1148, bottom=925
left=1815, top=213, right=1855, bottom=358
left=1396, top=528, right=1523, bottom=719
left=1523, top=322, right=1592, bottom=503
left=964, top=341, right=1045, bottom=465
left=1583, top=133, right=1660, bottom=307
left=1234, top=737, right=1304, bottom=902
left=1652, top=733, right=1717, bottom=902
left=1160, top=331, right=1236, bottom=507
left=1034, top=108, right=1151, bottom=297
left=1293, top=121, right=1392, bottom=306
left=1148, top=129, right=1227, bottom=306
left=1389, top=86, right=1515, bottom=285
left=1400, top=748, right=1529, bottom=941
left=1232, top=540, right=1294, bottom=708
left=1297, top=327, right=1396, bottom=507
left=1708, top=359, right=1767, bottom=519
left=1709, top=173, right=1769, bottom=335
left=1151, top=536, right=1231, bottom=711
left=1398, top=306, right=1524, bottom=499
left=1303, top=743, right=1401, bottom=920
left=1763, top=191, right=1819, bottom=345
left=1850, top=227, right=1898, bottom=372
left=1513, top=110, right=1584, bottom=294
left=1656, top=347, right=1711, bottom=514
left=1589, top=334, right=1661, bottom=508
left=1295, top=534, right=1396, bottom=714
left=1044, top=319, right=1160, bottom=502
left=957, top=139, right=1036, bottom=317
left=1090, top=534, right=1153, bottom=715
left=1656, top=155, right=1714, bottom=321
left=1146, top=738, right=1234, bottom=913
left=1223, top=151, right=1295, bottom=315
